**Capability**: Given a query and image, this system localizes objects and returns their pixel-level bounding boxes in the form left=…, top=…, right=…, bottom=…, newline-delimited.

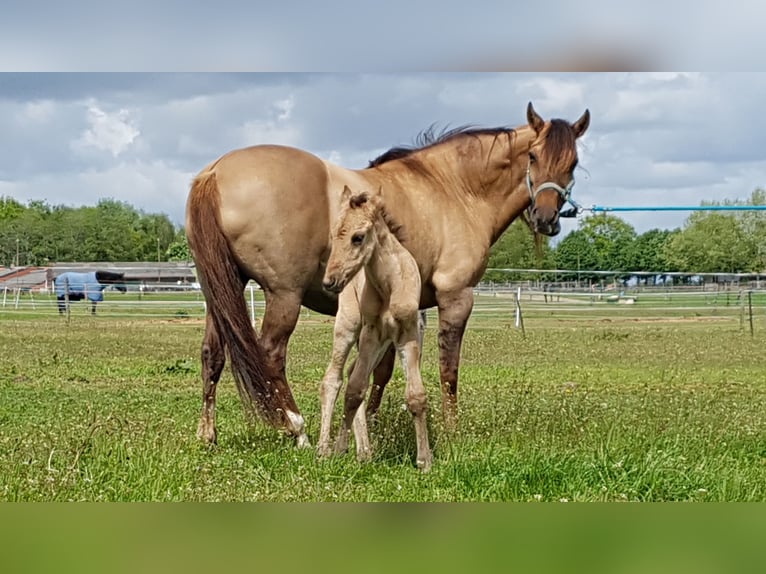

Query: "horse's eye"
left=528, top=152, right=537, bottom=164
left=351, top=233, right=365, bottom=246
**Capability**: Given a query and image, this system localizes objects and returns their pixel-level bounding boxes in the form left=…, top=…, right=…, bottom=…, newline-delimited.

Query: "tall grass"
left=1, top=312, right=764, bottom=501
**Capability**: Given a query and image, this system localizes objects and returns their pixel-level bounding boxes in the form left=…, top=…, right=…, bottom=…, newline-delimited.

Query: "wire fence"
left=4, top=280, right=766, bottom=335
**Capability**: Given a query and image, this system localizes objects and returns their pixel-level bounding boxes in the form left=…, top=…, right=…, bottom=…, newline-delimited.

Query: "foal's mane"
left=351, top=192, right=407, bottom=245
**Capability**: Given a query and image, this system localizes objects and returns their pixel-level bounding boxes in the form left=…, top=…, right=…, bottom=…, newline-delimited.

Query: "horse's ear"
left=572, top=109, right=590, bottom=139
left=527, top=101, right=545, bottom=134
left=341, top=185, right=353, bottom=203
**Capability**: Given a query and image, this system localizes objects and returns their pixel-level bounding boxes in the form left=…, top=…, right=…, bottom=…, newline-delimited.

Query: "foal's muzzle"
left=322, top=277, right=344, bottom=293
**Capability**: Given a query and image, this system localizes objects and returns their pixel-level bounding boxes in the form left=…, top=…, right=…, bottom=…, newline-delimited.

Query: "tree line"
left=0, top=197, right=188, bottom=266
left=3, top=189, right=766, bottom=278
left=486, top=188, right=766, bottom=281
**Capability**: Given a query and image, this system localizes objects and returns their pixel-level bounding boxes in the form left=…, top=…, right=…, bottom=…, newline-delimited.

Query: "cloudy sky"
left=1, top=72, right=765, bottom=238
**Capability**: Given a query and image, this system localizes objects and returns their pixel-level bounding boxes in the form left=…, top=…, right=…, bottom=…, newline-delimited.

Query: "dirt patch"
left=598, top=316, right=732, bottom=324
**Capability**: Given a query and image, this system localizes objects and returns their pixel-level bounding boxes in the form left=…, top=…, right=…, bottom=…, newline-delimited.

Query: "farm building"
left=0, top=262, right=198, bottom=293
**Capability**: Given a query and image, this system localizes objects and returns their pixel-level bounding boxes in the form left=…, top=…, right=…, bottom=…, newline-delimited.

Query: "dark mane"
left=368, top=124, right=515, bottom=168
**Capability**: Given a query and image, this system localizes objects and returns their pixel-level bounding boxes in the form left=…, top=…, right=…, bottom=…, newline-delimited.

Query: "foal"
left=321, top=186, right=432, bottom=471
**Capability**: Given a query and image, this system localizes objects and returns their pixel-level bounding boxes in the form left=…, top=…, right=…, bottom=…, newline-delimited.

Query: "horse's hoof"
left=196, top=422, right=217, bottom=445
left=295, top=433, right=311, bottom=449
left=416, top=455, right=433, bottom=473
left=356, top=448, right=372, bottom=463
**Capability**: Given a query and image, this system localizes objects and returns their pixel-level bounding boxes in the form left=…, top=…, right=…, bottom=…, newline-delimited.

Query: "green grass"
left=1, top=297, right=765, bottom=501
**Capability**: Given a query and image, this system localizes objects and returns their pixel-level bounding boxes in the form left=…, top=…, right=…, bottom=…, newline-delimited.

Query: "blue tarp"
left=54, top=272, right=107, bottom=302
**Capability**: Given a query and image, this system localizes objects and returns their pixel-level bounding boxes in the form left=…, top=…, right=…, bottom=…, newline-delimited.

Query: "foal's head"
left=323, top=186, right=387, bottom=294
left=525, top=102, right=590, bottom=236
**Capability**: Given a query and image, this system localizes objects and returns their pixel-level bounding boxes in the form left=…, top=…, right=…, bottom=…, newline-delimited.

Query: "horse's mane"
left=367, top=124, right=515, bottom=168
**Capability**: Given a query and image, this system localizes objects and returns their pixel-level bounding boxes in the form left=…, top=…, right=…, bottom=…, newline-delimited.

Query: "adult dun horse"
left=322, top=186, right=432, bottom=470
left=185, top=102, right=590, bottom=446
left=54, top=270, right=127, bottom=315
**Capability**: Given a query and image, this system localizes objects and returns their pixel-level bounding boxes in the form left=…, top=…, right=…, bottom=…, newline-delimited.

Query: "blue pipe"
left=588, top=205, right=766, bottom=212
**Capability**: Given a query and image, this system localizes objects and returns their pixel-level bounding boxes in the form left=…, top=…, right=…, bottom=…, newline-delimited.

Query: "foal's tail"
left=186, top=170, right=301, bottom=432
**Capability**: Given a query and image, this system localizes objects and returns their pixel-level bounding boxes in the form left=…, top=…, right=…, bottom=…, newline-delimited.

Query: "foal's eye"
left=528, top=152, right=537, bottom=164
left=351, top=233, right=365, bottom=246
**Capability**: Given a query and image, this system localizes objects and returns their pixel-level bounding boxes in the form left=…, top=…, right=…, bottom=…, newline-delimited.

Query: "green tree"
left=664, top=212, right=757, bottom=273
left=554, top=228, right=600, bottom=279
left=626, top=228, right=678, bottom=272
left=484, top=219, right=552, bottom=281
left=167, top=228, right=192, bottom=262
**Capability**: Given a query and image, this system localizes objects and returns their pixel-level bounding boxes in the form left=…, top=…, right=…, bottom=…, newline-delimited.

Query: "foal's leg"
left=260, top=289, right=310, bottom=447
left=365, top=344, right=395, bottom=419
left=366, top=310, right=426, bottom=418
left=197, top=312, right=225, bottom=444
left=317, top=288, right=361, bottom=457
left=335, top=324, right=386, bottom=460
left=396, top=321, right=432, bottom=472
left=435, top=287, right=474, bottom=431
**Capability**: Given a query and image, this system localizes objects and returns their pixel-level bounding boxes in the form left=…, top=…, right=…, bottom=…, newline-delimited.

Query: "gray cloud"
left=1, top=72, right=766, bottom=238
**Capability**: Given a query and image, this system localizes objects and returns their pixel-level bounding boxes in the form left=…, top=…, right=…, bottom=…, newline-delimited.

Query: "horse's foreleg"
left=435, top=287, right=474, bottom=431
left=396, top=323, right=432, bottom=472
left=317, top=290, right=361, bottom=458
left=260, top=290, right=309, bottom=448
left=197, top=312, right=225, bottom=444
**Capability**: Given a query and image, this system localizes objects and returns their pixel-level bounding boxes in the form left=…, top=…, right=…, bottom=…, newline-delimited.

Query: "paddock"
left=1, top=289, right=764, bottom=501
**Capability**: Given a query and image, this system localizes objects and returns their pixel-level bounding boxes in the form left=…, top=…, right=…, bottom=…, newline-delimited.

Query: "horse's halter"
left=525, top=163, right=582, bottom=218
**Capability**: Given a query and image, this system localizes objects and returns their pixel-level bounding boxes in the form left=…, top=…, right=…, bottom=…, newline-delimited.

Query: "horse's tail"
left=186, top=170, right=302, bottom=432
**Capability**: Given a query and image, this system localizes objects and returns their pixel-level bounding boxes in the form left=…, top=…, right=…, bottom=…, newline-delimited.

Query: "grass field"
left=1, top=294, right=765, bottom=501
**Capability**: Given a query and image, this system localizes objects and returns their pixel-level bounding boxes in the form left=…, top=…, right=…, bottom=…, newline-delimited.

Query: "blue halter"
left=526, top=164, right=582, bottom=218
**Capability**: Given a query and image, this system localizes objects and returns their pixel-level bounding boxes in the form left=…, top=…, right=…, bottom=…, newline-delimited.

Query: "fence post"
left=514, top=286, right=525, bottom=336
left=748, top=290, right=754, bottom=337
left=249, top=284, right=256, bottom=327
left=2, top=286, right=6, bottom=308
left=14, top=288, right=21, bottom=309
left=65, top=277, right=71, bottom=324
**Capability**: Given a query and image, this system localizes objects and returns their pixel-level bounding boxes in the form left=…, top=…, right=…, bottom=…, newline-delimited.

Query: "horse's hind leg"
left=260, top=289, right=310, bottom=448
left=197, top=312, right=225, bottom=444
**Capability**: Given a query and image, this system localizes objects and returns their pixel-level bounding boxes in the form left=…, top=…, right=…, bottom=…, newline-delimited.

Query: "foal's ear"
left=572, top=109, right=591, bottom=139
left=527, top=101, right=545, bottom=134
left=341, top=185, right=353, bottom=202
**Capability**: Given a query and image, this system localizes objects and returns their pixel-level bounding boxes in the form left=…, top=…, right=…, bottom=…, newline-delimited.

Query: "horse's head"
left=525, top=102, right=590, bottom=236
left=322, top=185, right=382, bottom=294
left=95, top=270, right=128, bottom=293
